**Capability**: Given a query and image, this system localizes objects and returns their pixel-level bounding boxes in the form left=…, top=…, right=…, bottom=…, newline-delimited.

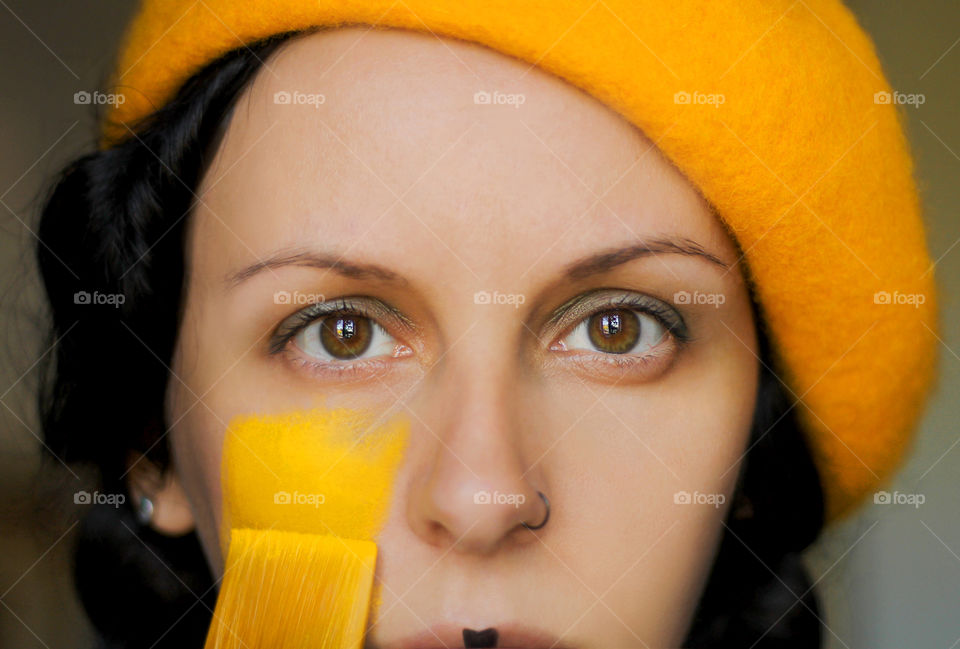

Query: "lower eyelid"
left=560, top=334, right=675, bottom=359
left=563, top=340, right=678, bottom=374
left=281, top=348, right=394, bottom=382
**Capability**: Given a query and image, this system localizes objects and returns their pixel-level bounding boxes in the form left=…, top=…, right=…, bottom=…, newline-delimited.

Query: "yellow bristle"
left=203, top=407, right=410, bottom=649
left=204, top=528, right=378, bottom=649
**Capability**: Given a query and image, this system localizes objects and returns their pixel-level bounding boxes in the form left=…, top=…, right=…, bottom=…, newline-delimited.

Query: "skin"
left=151, top=26, right=759, bottom=648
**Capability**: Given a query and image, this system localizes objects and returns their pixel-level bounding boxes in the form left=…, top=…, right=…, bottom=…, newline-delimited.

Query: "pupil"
left=336, top=318, right=355, bottom=338
left=588, top=309, right=640, bottom=354
left=601, top=313, right=620, bottom=335
left=319, top=315, right=372, bottom=359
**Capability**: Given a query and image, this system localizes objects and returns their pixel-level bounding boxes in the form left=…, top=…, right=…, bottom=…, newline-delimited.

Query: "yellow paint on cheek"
left=218, top=407, right=410, bottom=559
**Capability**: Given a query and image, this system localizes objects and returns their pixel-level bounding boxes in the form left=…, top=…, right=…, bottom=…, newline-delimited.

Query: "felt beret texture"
left=100, top=0, right=940, bottom=522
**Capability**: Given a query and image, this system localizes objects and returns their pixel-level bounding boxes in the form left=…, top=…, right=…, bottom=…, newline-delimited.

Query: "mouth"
left=368, top=621, right=575, bottom=649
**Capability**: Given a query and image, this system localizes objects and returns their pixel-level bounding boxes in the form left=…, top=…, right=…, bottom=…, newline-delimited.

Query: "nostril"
left=463, top=627, right=499, bottom=647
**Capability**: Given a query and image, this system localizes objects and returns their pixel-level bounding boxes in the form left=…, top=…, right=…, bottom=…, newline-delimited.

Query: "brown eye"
left=587, top=309, right=641, bottom=354
left=316, top=315, right=373, bottom=359
left=280, top=298, right=406, bottom=373
left=560, top=307, right=669, bottom=356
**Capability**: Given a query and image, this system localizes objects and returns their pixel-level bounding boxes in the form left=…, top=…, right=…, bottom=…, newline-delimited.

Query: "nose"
left=405, top=358, right=548, bottom=555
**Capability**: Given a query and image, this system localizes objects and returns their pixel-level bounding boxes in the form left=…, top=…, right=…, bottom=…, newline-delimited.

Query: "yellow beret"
left=101, top=0, right=940, bottom=522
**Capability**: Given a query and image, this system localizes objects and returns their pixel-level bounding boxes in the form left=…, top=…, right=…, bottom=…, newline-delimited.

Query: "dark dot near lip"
left=463, top=627, right=498, bottom=647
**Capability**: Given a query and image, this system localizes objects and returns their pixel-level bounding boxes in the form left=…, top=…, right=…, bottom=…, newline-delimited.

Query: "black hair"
left=35, top=31, right=824, bottom=649
left=683, top=316, right=825, bottom=647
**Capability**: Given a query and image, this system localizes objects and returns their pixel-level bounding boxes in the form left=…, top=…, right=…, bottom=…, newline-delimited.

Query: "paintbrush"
left=203, top=407, right=409, bottom=649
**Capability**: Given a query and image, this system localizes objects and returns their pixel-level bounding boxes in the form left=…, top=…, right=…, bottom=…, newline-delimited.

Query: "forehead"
left=193, top=26, right=736, bottom=287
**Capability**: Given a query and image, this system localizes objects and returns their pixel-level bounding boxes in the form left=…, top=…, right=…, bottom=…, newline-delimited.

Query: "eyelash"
left=557, top=293, right=691, bottom=345
left=269, top=298, right=375, bottom=354
left=545, top=292, right=691, bottom=378
left=269, top=293, right=690, bottom=379
left=268, top=297, right=404, bottom=381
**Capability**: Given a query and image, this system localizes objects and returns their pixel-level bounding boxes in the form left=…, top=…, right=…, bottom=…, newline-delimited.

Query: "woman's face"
left=165, top=26, right=759, bottom=648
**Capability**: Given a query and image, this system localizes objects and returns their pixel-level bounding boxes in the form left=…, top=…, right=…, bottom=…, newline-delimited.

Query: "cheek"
left=539, top=341, right=756, bottom=640
left=219, top=408, right=410, bottom=551
left=165, top=288, right=276, bottom=576
left=170, top=390, right=413, bottom=580
left=168, top=389, right=228, bottom=576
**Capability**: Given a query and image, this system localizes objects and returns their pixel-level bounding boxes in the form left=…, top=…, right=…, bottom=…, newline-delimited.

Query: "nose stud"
left=463, top=627, right=498, bottom=647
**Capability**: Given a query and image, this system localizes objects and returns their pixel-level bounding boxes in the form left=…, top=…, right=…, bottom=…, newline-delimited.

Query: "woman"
left=35, top=1, right=938, bottom=647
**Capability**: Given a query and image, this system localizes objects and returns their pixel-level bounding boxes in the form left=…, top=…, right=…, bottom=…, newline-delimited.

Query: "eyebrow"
left=225, top=236, right=729, bottom=288
left=226, top=250, right=409, bottom=288
left=561, top=236, right=730, bottom=280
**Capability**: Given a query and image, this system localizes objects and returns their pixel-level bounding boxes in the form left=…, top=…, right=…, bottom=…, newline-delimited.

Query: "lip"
left=369, top=621, right=575, bottom=649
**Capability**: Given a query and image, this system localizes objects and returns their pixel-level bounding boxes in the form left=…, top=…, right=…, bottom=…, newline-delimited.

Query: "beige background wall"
left=0, top=2, right=956, bottom=647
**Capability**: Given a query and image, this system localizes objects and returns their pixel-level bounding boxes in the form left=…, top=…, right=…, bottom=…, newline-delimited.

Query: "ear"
left=125, top=453, right=196, bottom=536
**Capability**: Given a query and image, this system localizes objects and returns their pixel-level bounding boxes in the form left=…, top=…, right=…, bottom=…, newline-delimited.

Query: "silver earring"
left=136, top=495, right=154, bottom=525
